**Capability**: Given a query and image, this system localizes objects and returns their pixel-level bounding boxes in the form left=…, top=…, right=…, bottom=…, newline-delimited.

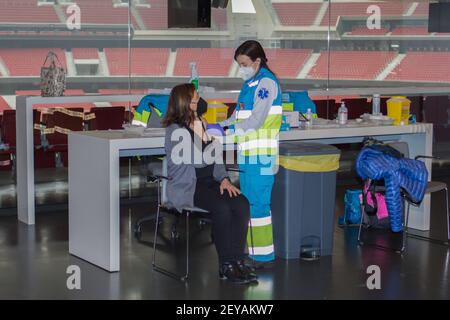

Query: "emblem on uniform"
left=258, top=88, right=269, bottom=100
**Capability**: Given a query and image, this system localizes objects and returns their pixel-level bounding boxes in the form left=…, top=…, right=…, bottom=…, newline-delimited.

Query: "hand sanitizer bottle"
left=190, top=62, right=199, bottom=91
left=305, top=108, right=313, bottom=128
left=338, top=102, right=348, bottom=125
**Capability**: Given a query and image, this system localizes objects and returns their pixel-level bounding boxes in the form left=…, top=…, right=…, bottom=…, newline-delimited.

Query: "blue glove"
left=207, top=123, right=225, bottom=136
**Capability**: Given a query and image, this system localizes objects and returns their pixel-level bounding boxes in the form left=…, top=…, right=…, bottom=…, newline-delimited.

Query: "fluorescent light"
left=231, top=0, right=256, bottom=14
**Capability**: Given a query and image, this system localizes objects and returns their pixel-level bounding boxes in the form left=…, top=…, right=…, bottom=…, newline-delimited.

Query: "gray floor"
left=0, top=149, right=449, bottom=300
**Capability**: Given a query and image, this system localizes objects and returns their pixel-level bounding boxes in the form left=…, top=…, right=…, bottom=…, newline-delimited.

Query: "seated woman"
left=163, top=83, right=257, bottom=285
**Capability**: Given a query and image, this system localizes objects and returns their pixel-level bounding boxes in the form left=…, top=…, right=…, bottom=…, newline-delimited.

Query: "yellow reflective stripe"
left=239, top=139, right=278, bottom=151
left=278, top=154, right=340, bottom=172
left=236, top=105, right=282, bottom=120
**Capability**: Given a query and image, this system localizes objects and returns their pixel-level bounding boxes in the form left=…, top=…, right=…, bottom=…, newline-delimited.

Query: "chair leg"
left=357, top=204, right=365, bottom=245
left=152, top=208, right=191, bottom=282
left=152, top=205, right=162, bottom=268
left=182, top=211, right=190, bottom=282
left=400, top=200, right=411, bottom=253
left=358, top=200, right=405, bottom=254
left=446, top=188, right=450, bottom=243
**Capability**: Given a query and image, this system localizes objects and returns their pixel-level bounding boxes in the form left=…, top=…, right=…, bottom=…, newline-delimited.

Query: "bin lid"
left=279, top=142, right=340, bottom=156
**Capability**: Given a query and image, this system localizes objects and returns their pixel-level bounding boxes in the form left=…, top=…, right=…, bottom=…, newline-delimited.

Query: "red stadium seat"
left=308, top=51, right=396, bottom=80
left=104, top=48, right=169, bottom=76
left=0, top=0, right=60, bottom=24
left=173, top=48, right=234, bottom=77
left=272, top=3, right=322, bottom=26
left=386, top=52, right=450, bottom=82
left=0, top=48, right=67, bottom=77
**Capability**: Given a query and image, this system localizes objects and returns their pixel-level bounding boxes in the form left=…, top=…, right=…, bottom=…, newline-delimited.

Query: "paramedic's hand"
left=220, top=178, right=241, bottom=198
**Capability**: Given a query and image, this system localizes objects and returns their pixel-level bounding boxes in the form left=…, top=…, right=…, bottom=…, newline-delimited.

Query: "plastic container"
left=372, top=94, right=381, bottom=115
left=190, top=62, right=199, bottom=91
left=338, top=102, right=348, bottom=125
left=203, top=100, right=229, bottom=124
left=305, top=108, right=313, bottom=128
left=387, top=96, right=411, bottom=125
left=272, top=142, right=341, bottom=259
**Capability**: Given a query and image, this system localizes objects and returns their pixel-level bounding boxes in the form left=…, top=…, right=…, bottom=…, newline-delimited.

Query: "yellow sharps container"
left=387, top=96, right=411, bottom=125
left=204, top=100, right=229, bottom=124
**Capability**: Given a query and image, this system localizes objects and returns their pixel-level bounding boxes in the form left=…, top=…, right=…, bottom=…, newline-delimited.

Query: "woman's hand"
left=220, top=178, right=241, bottom=198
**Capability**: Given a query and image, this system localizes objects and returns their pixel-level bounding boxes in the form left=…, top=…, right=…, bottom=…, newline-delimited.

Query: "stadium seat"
left=314, top=99, right=337, bottom=120
left=342, top=98, right=371, bottom=119
left=89, top=107, right=126, bottom=130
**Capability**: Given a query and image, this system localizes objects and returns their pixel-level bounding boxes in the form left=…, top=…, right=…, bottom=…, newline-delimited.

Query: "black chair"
left=135, top=158, right=255, bottom=282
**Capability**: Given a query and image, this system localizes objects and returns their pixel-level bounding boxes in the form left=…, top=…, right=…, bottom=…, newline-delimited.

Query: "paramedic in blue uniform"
left=220, top=40, right=283, bottom=267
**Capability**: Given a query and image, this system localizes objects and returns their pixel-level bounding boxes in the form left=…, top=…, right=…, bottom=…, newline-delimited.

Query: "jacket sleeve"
left=218, top=109, right=237, bottom=127
left=234, top=78, right=278, bottom=134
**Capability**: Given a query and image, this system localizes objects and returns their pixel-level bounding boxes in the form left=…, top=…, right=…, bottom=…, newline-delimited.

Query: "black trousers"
left=194, top=179, right=250, bottom=264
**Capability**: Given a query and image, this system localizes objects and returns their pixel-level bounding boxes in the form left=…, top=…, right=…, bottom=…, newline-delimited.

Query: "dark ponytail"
left=234, top=40, right=276, bottom=77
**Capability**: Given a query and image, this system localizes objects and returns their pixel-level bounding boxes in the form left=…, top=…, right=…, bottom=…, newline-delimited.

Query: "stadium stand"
left=272, top=2, right=322, bottom=26
left=349, top=26, right=389, bottom=35
left=264, top=49, right=312, bottom=78
left=104, top=48, right=169, bottom=76
left=412, top=1, right=429, bottom=16
left=136, top=1, right=227, bottom=30
left=61, top=0, right=136, bottom=25
left=0, top=48, right=66, bottom=77
left=0, top=97, right=11, bottom=113
left=136, top=0, right=167, bottom=30
left=0, top=0, right=60, bottom=23
left=386, top=52, right=450, bottom=82
left=173, top=48, right=234, bottom=77
left=391, top=26, right=430, bottom=35
left=212, top=8, right=228, bottom=30
left=308, top=51, right=396, bottom=80
left=320, top=2, right=410, bottom=27
left=72, top=48, right=99, bottom=60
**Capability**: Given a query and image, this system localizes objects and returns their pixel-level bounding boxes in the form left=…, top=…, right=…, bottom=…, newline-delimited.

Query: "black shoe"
left=235, top=260, right=258, bottom=281
left=219, top=262, right=254, bottom=285
left=243, top=257, right=275, bottom=270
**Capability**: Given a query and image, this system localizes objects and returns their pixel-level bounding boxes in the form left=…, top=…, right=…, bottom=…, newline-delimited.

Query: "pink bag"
left=360, top=184, right=389, bottom=220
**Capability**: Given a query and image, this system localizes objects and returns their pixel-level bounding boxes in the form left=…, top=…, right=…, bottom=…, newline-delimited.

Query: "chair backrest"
left=91, top=106, right=125, bottom=130
left=2, top=110, right=16, bottom=147
left=46, top=108, right=84, bottom=146
left=387, top=141, right=410, bottom=158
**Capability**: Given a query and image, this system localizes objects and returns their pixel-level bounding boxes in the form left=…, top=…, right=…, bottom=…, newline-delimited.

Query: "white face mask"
left=238, top=66, right=256, bottom=81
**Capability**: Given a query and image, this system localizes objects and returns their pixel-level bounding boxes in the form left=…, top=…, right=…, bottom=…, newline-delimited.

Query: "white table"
left=68, top=124, right=433, bottom=272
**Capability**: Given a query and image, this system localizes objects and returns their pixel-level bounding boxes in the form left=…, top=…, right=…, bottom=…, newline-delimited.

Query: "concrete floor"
left=0, top=147, right=449, bottom=300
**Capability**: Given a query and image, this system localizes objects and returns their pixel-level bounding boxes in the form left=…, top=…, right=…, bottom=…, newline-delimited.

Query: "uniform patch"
left=258, top=88, right=269, bottom=100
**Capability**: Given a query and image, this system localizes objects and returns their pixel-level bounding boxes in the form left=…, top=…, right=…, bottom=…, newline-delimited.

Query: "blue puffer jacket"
left=356, top=146, right=428, bottom=232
